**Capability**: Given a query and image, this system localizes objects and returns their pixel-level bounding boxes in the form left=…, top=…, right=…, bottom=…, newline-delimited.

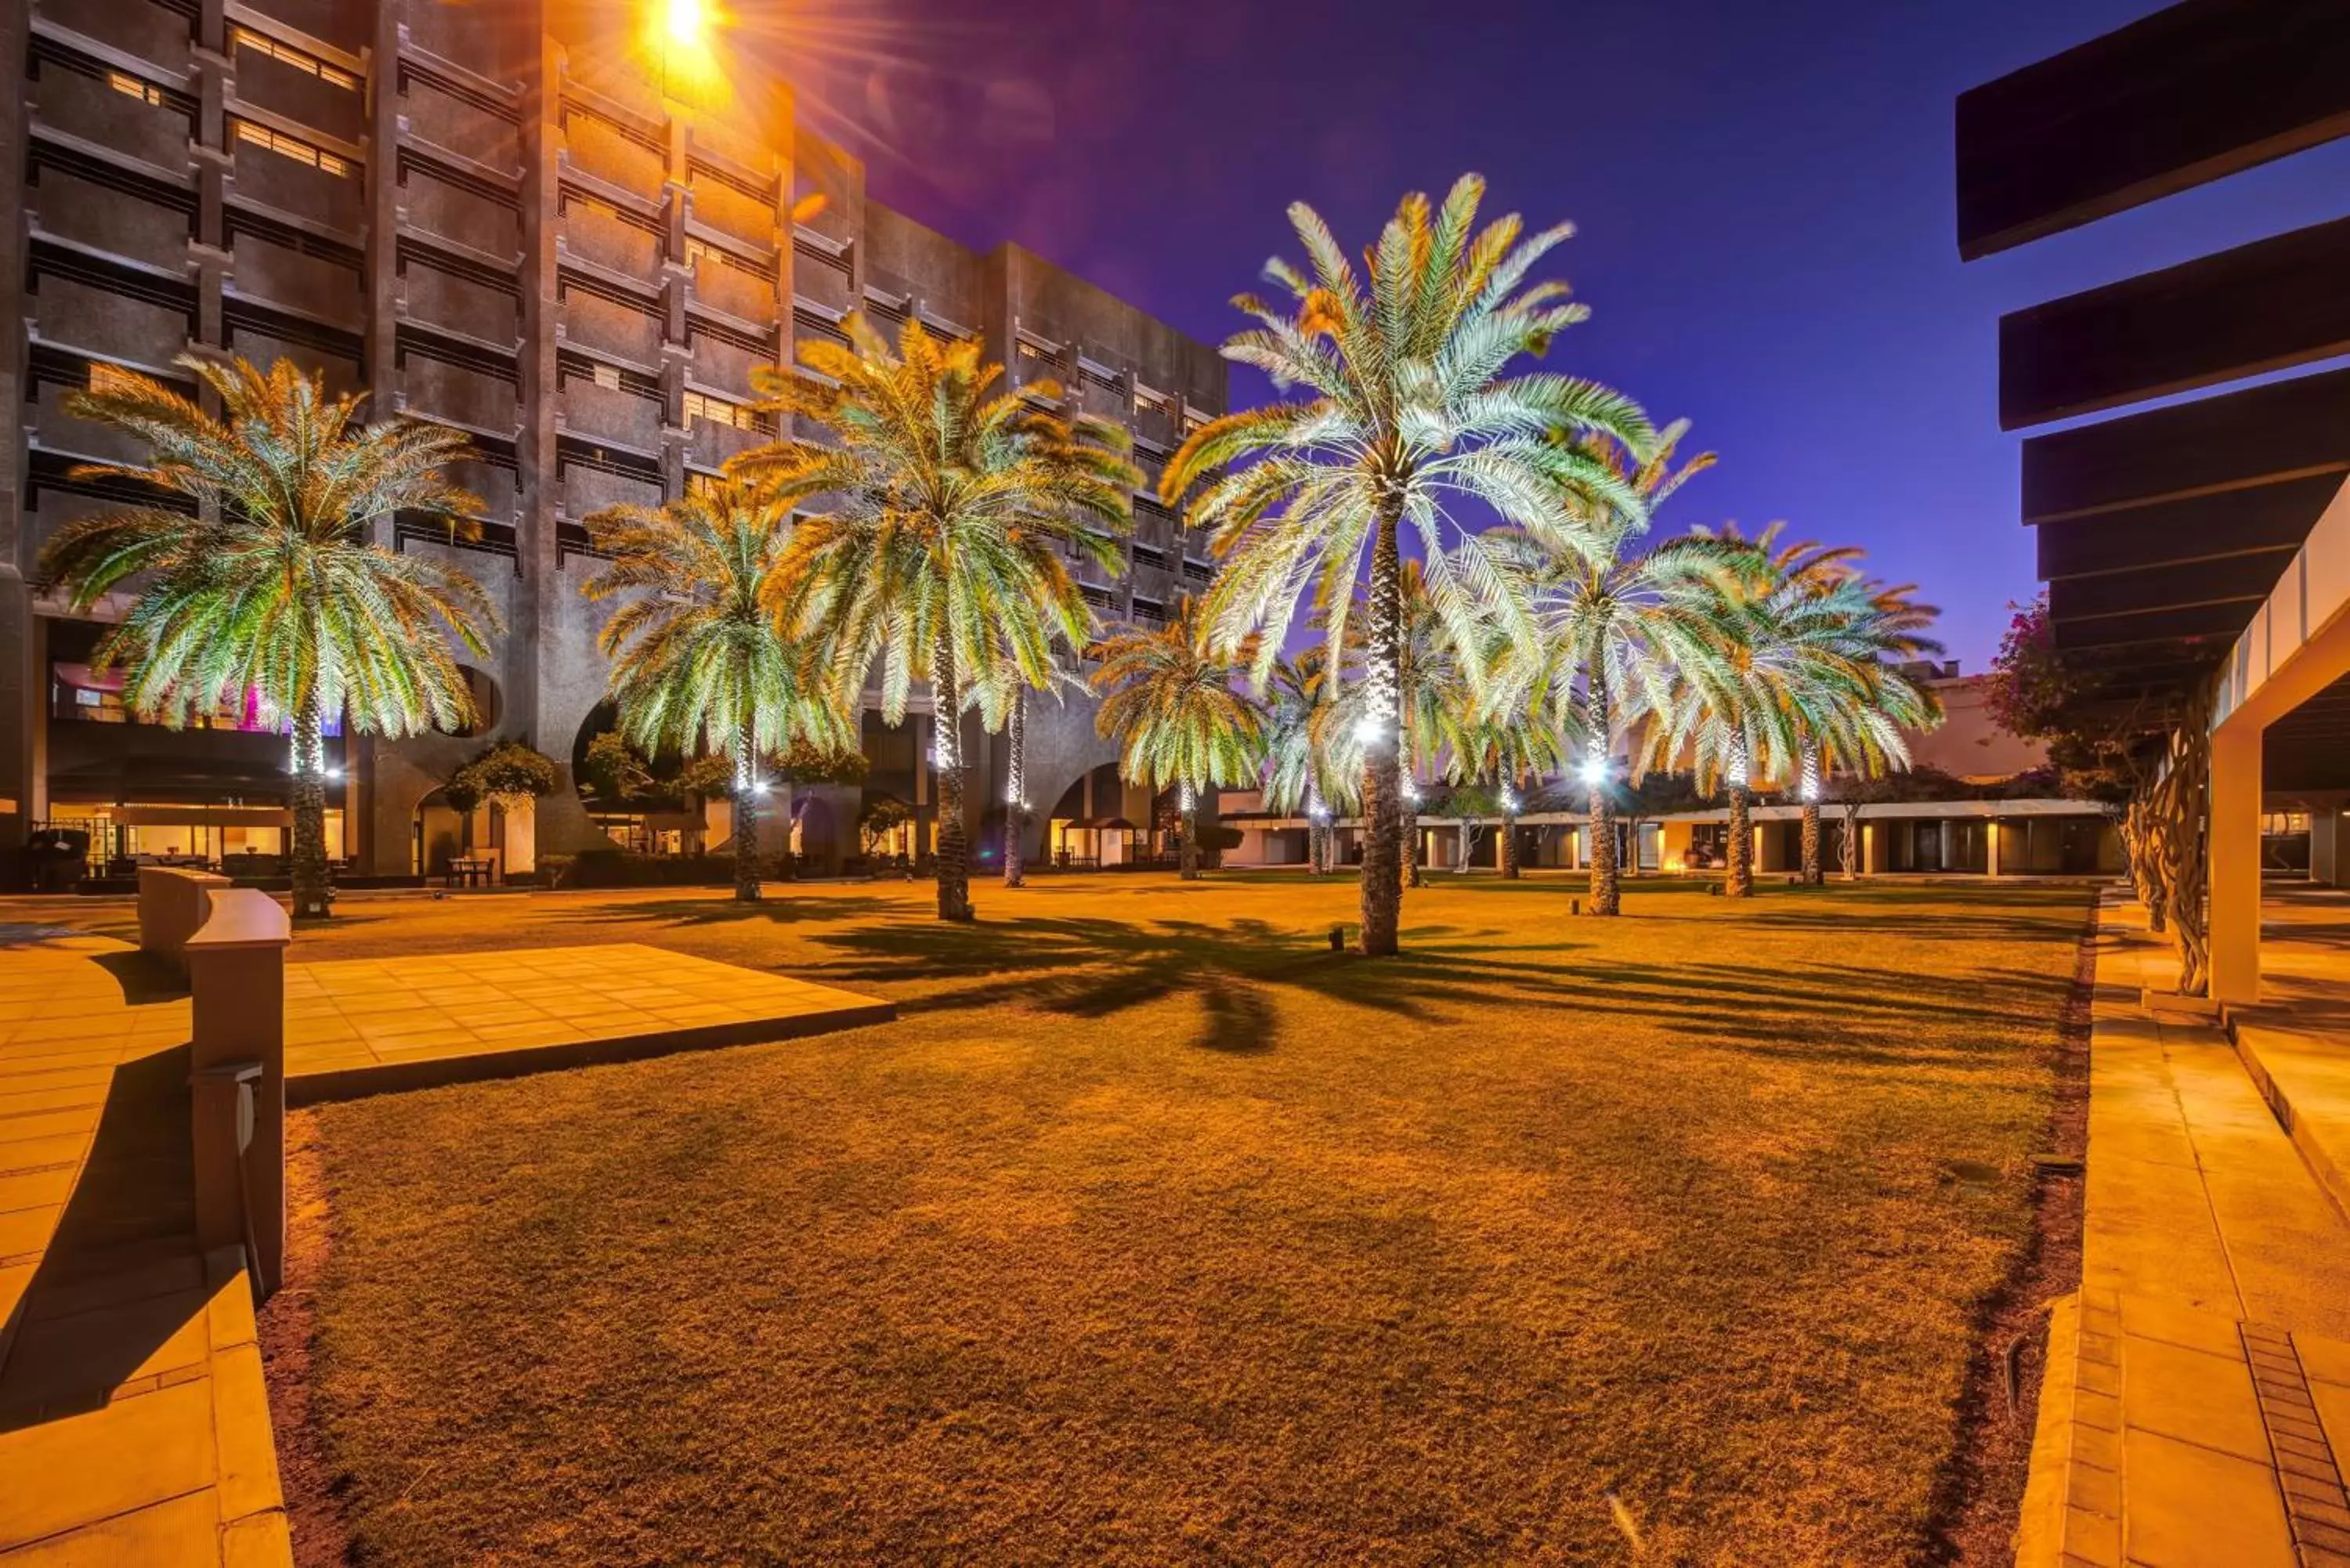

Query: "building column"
left=1987, top=818, right=2003, bottom=877
left=2312, top=811, right=2340, bottom=887
left=2210, top=717, right=2264, bottom=1006
left=1862, top=822, right=1883, bottom=876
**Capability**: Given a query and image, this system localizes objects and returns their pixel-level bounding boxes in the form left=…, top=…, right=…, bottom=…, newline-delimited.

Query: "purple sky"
left=769, top=0, right=2350, bottom=669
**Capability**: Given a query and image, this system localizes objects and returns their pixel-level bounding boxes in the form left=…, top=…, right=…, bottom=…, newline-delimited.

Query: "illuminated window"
left=683, top=390, right=750, bottom=431
left=1133, top=382, right=1170, bottom=417
left=683, top=237, right=736, bottom=274
left=108, top=71, right=166, bottom=107
left=233, top=120, right=350, bottom=178
left=591, top=363, right=621, bottom=392
left=86, top=361, right=139, bottom=394
left=232, top=27, right=358, bottom=89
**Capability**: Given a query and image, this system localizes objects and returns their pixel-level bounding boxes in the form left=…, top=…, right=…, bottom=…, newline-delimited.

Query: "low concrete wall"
left=186, top=887, right=292, bottom=1296
left=137, top=865, right=232, bottom=975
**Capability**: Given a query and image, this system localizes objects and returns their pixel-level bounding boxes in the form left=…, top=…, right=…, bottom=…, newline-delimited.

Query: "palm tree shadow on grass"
left=559, top=895, right=906, bottom=930
left=797, top=914, right=2074, bottom=1064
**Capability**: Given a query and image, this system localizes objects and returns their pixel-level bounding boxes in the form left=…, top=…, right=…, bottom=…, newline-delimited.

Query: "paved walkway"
left=0, top=928, right=894, bottom=1563
left=284, top=943, right=895, bottom=1100
left=2229, top=883, right=2350, bottom=1221
left=2021, top=892, right=2350, bottom=1567
left=0, top=927, right=287, bottom=1566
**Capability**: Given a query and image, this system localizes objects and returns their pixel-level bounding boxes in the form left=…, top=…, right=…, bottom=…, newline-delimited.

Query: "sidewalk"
left=2020, top=893, right=2350, bottom=1567
left=0, top=926, right=289, bottom=1566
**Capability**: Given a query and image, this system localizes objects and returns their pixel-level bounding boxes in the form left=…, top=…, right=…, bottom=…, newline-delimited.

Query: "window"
left=1133, top=382, right=1170, bottom=417
left=233, top=120, right=350, bottom=178
left=591, top=363, right=621, bottom=392
left=684, top=389, right=751, bottom=431
left=86, top=361, right=139, bottom=395
left=232, top=27, right=358, bottom=89
left=684, top=237, right=736, bottom=275
left=108, top=71, right=166, bottom=107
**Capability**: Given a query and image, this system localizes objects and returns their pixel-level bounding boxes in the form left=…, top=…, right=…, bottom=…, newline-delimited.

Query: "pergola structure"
left=1958, top=0, right=2350, bottom=1003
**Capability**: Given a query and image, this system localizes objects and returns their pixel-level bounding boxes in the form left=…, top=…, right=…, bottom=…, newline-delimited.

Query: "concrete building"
left=1956, top=0, right=2350, bottom=1003
left=0, top=0, right=1224, bottom=887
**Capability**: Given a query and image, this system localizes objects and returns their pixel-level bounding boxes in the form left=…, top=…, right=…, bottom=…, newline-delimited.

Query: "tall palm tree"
left=1090, top=598, right=1264, bottom=880
left=582, top=471, right=851, bottom=903
left=1166, top=174, right=1654, bottom=955
left=1489, top=425, right=1732, bottom=913
left=738, top=314, right=1137, bottom=922
left=1260, top=650, right=1351, bottom=875
left=40, top=356, right=496, bottom=919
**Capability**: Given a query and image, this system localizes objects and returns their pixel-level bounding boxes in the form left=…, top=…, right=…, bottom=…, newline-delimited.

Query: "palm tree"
left=965, top=646, right=1087, bottom=889
left=738, top=315, right=1137, bottom=922
left=1090, top=598, right=1264, bottom=880
left=1319, top=558, right=1479, bottom=891
left=1637, top=526, right=1891, bottom=898
left=583, top=471, right=852, bottom=903
left=1441, top=699, right=1569, bottom=880
left=1781, top=572, right=1945, bottom=883
left=40, top=356, right=496, bottom=919
left=1260, top=650, right=1352, bottom=875
left=1166, top=175, right=1654, bottom=955
left=1489, top=425, right=1733, bottom=914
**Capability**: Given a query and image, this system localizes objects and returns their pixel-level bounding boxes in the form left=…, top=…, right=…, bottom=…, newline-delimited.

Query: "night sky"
left=766, top=0, right=2350, bottom=668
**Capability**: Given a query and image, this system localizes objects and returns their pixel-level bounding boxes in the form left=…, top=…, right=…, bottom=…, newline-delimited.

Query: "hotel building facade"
left=0, top=0, right=1225, bottom=886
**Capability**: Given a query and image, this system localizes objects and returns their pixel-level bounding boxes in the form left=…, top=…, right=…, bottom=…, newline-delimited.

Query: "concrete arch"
left=1012, top=689, right=1126, bottom=865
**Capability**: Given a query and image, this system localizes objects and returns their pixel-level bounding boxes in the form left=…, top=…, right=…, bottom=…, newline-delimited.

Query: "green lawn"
left=262, top=873, right=2085, bottom=1564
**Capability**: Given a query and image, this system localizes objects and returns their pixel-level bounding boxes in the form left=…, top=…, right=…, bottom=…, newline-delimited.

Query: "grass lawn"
left=258, top=872, right=2084, bottom=1564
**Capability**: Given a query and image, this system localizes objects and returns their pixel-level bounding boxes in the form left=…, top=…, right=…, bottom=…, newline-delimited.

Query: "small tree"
left=860, top=796, right=914, bottom=862
left=582, top=732, right=656, bottom=804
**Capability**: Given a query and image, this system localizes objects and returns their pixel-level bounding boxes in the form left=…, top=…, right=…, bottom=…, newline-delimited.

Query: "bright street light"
left=1578, top=755, right=1607, bottom=787
left=664, top=0, right=706, bottom=48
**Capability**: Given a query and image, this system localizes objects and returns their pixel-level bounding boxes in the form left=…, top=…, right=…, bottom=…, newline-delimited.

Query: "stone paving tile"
left=2022, top=894, right=2350, bottom=1568
left=0, top=937, right=289, bottom=1567
left=0, top=1377, right=218, bottom=1552
left=2122, top=1427, right=2298, bottom=1567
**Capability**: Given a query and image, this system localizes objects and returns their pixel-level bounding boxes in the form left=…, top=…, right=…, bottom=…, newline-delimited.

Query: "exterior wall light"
left=1578, top=755, right=1607, bottom=787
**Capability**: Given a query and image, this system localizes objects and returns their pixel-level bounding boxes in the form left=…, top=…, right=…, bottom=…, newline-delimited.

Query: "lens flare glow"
left=665, top=0, right=706, bottom=48
left=1578, top=755, right=1607, bottom=787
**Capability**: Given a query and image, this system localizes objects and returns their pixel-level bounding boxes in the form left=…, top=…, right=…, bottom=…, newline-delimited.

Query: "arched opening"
left=568, top=702, right=705, bottom=856
left=433, top=664, right=504, bottom=738
left=410, top=786, right=515, bottom=882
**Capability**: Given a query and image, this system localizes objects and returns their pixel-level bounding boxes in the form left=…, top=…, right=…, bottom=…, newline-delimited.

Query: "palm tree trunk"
left=1501, top=807, right=1520, bottom=879
left=289, top=692, right=331, bottom=919
left=1405, top=778, right=1425, bottom=888
left=732, top=723, right=762, bottom=903
left=931, top=634, right=973, bottom=922
left=1589, top=670, right=1619, bottom=916
left=1357, top=500, right=1406, bottom=956
left=1003, top=688, right=1027, bottom=888
left=1799, top=742, right=1823, bottom=886
left=1179, top=780, right=1201, bottom=880
left=1841, top=803, right=1861, bottom=881
left=1454, top=815, right=1473, bottom=873
left=1726, top=782, right=1753, bottom=898
left=1306, top=779, right=1326, bottom=876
